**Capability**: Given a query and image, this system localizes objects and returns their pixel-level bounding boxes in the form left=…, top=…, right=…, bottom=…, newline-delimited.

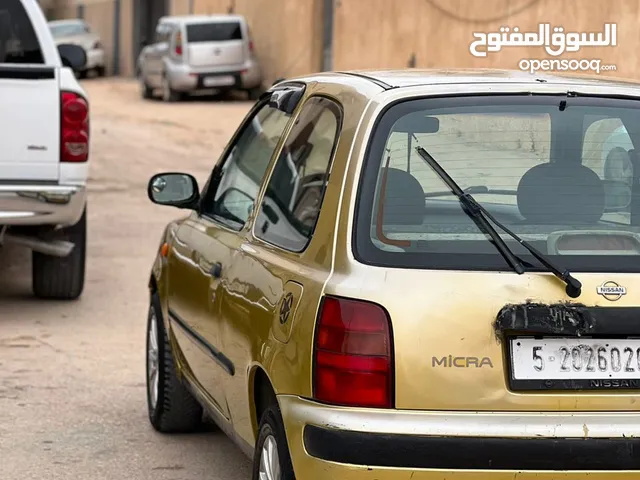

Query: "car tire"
left=140, top=78, right=154, bottom=100
left=32, top=209, right=86, bottom=300
left=162, top=75, right=182, bottom=102
left=252, top=405, right=296, bottom=480
left=95, top=65, right=106, bottom=77
left=146, top=292, right=203, bottom=433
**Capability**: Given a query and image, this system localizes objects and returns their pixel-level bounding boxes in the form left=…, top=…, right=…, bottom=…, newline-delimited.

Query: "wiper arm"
left=415, top=146, right=582, bottom=299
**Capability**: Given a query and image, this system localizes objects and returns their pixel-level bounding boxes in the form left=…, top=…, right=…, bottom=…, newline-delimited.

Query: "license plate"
left=203, top=75, right=234, bottom=87
left=510, top=337, right=640, bottom=387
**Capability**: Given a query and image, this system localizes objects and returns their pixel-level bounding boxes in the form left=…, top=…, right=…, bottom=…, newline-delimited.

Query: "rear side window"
left=255, top=96, right=342, bottom=252
left=0, top=0, right=44, bottom=64
left=186, top=22, right=243, bottom=43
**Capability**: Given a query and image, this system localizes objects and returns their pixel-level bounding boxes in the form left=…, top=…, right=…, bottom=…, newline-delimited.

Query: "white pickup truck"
left=1, top=0, right=90, bottom=300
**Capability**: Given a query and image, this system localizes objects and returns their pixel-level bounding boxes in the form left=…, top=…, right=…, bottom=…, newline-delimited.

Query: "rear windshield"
left=0, top=0, right=44, bottom=64
left=354, top=94, right=640, bottom=273
left=185, top=22, right=242, bottom=43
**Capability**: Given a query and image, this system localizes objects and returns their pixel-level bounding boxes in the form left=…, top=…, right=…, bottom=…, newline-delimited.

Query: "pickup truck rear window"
left=0, top=0, right=44, bottom=64
left=186, top=22, right=243, bottom=43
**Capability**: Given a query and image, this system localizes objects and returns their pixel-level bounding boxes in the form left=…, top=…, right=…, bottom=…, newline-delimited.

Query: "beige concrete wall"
left=191, top=0, right=324, bottom=86
left=333, top=0, right=638, bottom=80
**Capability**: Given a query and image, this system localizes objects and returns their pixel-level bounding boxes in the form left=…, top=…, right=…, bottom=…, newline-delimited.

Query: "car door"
left=166, top=88, right=299, bottom=420
left=217, top=95, right=344, bottom=444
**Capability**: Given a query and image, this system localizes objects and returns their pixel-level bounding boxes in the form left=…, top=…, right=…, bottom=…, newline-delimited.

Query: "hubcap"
left=147, top=308, right=160, bottom=410
left=258, top=435, right=281, bottom=480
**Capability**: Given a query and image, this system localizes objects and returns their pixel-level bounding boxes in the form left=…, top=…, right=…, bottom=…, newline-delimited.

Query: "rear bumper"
left=167, top=59, right=262, bottom=92
left=0, top=184, right=86, bottom=227
left=85, top=48, right=105, bottom=70
left=279, top=395, right=640, bottom=478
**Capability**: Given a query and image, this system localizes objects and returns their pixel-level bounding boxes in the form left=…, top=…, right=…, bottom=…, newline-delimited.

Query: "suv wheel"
left=146, top=292, right=203, bottom=432
left=247, top=86, right=263, bottom=101
left=162, top=75, right=182, bottom=102
left=252, top=405, right=296, bottom=480
left=32, top=209, right=86, bottom=300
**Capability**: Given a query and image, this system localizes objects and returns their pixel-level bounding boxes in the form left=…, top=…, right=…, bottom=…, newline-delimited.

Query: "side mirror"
left=57, top=44, right=87, bottom=71
left=147, top=173, right=200, bottom=209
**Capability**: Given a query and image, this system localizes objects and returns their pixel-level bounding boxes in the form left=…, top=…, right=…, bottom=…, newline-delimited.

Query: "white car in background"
left=48, top=18, right=105, bottom=77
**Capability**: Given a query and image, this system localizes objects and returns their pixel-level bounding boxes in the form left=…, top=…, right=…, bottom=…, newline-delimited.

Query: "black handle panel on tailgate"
left=0, top=66, right=54, bottom=80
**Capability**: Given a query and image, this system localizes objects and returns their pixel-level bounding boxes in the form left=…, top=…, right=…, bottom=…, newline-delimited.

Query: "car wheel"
left=146, top=292, right=203, bottom=433
left=32, top=208, right=86, bottom=300
left=252, top=405, right=296, bottom=480
left=162, top=75, right=182, bottom=102
left=140, top=76, right=154, bottom=100
left=95, top=65, right=106, bottom=77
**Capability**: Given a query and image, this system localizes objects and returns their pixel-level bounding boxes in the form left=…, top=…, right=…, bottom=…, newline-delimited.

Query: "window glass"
left=354, top=95, right=640, bottom=273
left=0, top=0, right=44, bottom=64
left=186, top=22, right=243, bottom=43
left=201, top=102, right=292, bottom=228
left=255, top=96, right=341, bottom=251
left=49, top=22, right=89, bottom=38
left=155, top=23, right=171, bottom=43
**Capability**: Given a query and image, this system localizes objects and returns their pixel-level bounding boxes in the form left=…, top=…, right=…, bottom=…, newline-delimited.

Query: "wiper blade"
left=415, top=146, right=582, bottom=299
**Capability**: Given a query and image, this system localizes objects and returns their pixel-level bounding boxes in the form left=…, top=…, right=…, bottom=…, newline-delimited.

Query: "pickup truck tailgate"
left=0, top=67, right=59, bottom=181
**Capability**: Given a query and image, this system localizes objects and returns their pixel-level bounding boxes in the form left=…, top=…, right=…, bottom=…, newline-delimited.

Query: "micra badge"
left=596, top=281, right=626, bottom=301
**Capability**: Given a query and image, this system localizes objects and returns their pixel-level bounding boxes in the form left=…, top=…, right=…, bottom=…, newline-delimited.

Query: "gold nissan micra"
left=145, top=69, right=640, bottom=479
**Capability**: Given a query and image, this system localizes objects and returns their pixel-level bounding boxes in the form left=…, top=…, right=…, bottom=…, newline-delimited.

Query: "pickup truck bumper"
left=0, top=184, right=86, bottom=227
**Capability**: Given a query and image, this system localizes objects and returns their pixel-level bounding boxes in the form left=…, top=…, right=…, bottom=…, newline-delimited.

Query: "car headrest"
left=375, top=167, right=425, bottom=226
left=516, top=163, right=605, bottom=224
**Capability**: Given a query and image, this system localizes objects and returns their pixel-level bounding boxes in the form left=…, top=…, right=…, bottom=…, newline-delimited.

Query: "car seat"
left=516, top=162, right=605, bottom=224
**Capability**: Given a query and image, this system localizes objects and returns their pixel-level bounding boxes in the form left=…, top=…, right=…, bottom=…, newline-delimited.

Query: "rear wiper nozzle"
left=415, top=146, right=582, bottom=299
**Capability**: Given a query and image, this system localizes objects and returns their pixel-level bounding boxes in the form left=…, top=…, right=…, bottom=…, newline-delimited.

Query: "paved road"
left=0, top=79, right=253, bottom=480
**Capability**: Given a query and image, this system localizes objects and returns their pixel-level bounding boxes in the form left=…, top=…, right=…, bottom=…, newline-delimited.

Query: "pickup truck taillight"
left=61, top=91, right=89, bottom=163
left=313, top=296, right=394, bottom=409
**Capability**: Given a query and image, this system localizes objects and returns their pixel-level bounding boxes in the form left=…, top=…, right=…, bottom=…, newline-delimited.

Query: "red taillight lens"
left=313, top=296, right=393, bottom=409
left=61, top=91, right=89, bottom=162
left=175, top=31, right=183, bottom=56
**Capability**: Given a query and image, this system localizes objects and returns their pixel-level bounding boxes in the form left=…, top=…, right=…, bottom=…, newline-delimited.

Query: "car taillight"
left=61, top=91, right=89, bottom=163
left=313, top=296, right=394, bottom=409
left=175, top=31, right=183, bottom=56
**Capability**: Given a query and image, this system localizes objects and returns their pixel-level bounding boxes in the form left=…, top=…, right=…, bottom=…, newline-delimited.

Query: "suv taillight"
left=313, top=296, right=394, bottom=408
left=175, top=31, right=183, bottom=56
left=61, top=91, right=89, bottom=163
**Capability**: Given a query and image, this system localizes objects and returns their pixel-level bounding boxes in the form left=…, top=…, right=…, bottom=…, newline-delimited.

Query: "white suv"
left=136, top=14, right=264, bottom=102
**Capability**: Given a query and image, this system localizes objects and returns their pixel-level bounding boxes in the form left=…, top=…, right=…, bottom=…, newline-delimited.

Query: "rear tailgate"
left=1, top=0, right=59, bottom=181
left=0, top=66, right=59, bottom=181
left=185, top=20, right=246, bottom=69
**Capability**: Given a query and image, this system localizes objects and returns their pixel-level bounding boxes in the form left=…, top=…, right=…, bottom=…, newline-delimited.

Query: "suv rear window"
left=185, top=22, right=242, bottom=43
left=0, top=0, right=44, bottom=64
left=354, top=94, right=640, bottom=273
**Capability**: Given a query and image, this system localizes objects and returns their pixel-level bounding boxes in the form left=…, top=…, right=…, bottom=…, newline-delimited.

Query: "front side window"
left=255, top=96, right=342, bottom=251
left=200, top=101, right=292, bottom=229
left=0, top=0, right=44, bottom=64
left=354, top=95, right=640, bottom=273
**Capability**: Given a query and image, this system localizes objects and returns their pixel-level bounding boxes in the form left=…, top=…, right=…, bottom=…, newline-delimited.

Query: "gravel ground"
left=0, top=78, right=254, bottom=480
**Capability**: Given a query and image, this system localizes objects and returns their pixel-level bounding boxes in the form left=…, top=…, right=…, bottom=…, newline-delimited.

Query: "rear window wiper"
left=415, top=145, right=582, bottom=299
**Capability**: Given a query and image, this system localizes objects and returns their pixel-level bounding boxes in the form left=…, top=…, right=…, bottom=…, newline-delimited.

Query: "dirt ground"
left=0, top=79, right=253, bottom=479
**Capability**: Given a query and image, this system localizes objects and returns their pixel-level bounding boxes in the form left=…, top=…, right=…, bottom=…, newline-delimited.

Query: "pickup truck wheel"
left=252, top=405, right=296, bottom=480
left=32, top=209, right=86, bottom=300
left=147, top=292, right=203, bottom=432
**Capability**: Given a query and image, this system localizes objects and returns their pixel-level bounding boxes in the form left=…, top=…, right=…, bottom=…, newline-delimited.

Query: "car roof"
left=159, top=14, right=245, bottom=24
left=290, top=68, right=640, bottom=92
